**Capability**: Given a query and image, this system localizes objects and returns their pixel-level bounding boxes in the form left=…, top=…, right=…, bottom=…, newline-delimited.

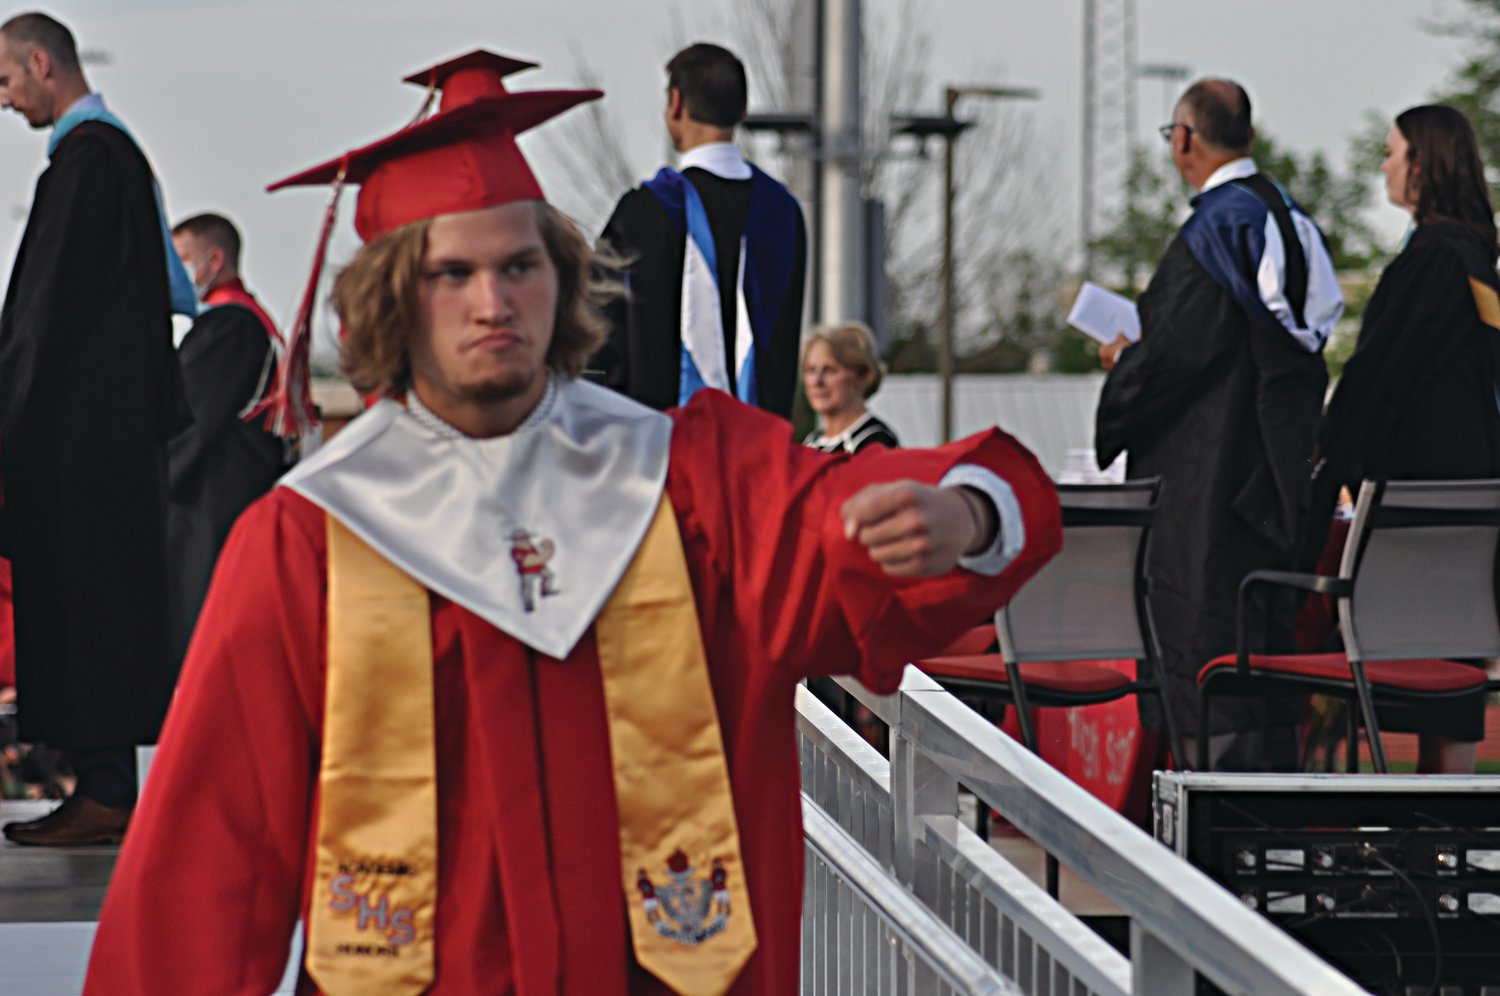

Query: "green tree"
left=1090, top=132, right=1380, bottom=288
left=1431, top=0, right=1500, bottom=203
left=957, top=250, right=1071, bottom=373
left=1250, top=134, right=1381, bottom=270
left=1087, top=146, right=1187, bottom=293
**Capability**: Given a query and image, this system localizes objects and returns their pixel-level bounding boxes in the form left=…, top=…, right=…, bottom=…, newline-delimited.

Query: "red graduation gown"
left=85, top=392, right=1060, bottom=994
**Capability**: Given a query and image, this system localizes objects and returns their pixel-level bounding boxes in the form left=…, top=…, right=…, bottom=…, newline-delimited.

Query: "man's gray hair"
left=1177, top=78, right=1253, bottom=153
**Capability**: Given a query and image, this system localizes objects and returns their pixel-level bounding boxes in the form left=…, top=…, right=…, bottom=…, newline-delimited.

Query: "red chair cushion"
left=934, top=624, right=997, bottom=657
left=1198, top=652, right=1489, bottom=693
left=920, top=654, right=1135, bottom=695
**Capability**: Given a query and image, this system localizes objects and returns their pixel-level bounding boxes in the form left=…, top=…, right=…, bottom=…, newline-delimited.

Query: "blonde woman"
left=801, top=322, right=899, bottom=453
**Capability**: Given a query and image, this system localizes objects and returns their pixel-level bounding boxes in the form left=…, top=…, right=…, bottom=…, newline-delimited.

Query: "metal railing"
left=797, top=671, right=1368, bottom=995
left=802, top=800, right=1021, bottom=995
left=798, top=686, right=1130, bottom=996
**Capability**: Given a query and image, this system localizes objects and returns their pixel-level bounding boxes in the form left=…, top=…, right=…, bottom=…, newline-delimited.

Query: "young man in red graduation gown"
left=85, top=52, right=1060, bottom=996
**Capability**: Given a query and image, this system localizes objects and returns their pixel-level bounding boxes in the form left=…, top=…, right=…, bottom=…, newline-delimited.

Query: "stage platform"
left=0, top=800, right=300, bottom=994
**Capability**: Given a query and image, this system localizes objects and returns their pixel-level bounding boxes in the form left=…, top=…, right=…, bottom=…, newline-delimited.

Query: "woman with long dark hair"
left=1316, top=103, right=1500, bottom=773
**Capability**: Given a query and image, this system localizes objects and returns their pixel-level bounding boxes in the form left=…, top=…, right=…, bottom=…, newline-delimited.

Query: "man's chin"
left=466, top=372, right=544, bottom=405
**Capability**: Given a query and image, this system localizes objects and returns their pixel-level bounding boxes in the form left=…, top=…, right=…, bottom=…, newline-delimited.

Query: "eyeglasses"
left=1158, top=122, right=1193, bottom=144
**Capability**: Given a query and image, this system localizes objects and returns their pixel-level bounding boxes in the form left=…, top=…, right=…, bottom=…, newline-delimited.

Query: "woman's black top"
left=1320, top=221, right=1500, bottom=493
left=802, top=412, right=900, bottom=455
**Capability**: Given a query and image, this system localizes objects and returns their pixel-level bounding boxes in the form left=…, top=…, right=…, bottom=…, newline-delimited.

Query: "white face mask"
left=179, top=254, right=213, bottom=302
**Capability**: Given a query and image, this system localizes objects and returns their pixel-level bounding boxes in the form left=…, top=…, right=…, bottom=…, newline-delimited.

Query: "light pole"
left=894, top=84, right=1039, bottom=442
left=1136, top=63, right=1190, bottom=137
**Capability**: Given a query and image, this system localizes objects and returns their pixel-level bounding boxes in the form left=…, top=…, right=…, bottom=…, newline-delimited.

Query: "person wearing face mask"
left=1311, top=104, right=1500, bottom=774
left=165, top=213, right=289, bottom=674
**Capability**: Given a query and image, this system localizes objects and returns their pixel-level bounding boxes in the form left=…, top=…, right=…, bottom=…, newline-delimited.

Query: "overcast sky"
left=0, top=0, right=1474, bottom=333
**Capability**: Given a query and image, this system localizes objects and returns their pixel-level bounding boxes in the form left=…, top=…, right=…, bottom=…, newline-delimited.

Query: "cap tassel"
left=404, top=77, right=438, bottom=127
left=250, top=160, right=349, bottom=439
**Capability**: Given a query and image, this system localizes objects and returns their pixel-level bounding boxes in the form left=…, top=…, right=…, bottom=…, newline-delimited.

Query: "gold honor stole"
left=307, top=497, right=756, bottom=995
left=1470, top=276, right=1500, bottom=332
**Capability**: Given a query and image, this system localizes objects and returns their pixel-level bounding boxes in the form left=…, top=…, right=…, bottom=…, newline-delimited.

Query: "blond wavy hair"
left=801, top=321, right=886, bottom=399
left=335, top=201, right=617, bottom=397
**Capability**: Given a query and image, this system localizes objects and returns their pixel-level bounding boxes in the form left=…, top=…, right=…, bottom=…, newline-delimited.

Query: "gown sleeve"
left=668, top=391, right=1061, bottom=693
left=755, top=204, right=808, bottom=420
left=168, top=307, right=274, bottom=501
left=1321, top=243, right=1475, bottom=485
left=1094, top=237, right=1245, bottom=465
left=595, top=190, right=682, bottom=410
left=0, top=129, right=141, bottom=434
left=85, top=492, right=325, bottom=995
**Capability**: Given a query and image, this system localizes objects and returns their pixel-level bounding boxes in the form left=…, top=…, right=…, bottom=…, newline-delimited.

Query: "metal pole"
left=818, top=0, right=863, bottom=326
left=1124, top=0, right=1137, bottom=154
left=939, top=87, right=958, bottom=444
left=1081, top=0, right=1096, bottom=278
left=790, top=0, right=822, bottom=328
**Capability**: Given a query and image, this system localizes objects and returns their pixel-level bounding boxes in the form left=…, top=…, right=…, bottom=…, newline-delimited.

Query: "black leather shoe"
left=3, top=795, right=130, bottom=846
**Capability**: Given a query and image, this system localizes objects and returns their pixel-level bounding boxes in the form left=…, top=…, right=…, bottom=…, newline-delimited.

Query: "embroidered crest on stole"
left=635, top=850, right=732, bottom=945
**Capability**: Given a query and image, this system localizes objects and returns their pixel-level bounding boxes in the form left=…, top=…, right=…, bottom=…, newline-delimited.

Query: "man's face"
left=0, top=39, right=53, bottom=129
left=172, top=231, right=219, bottom=299
left=1166, top=107, right=1194, bottom=179
left=408, top=201, right=559, bottom=429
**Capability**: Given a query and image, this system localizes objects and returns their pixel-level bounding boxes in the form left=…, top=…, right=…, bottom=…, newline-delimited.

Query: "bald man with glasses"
left=1095, top=78, right=1344, bottom=772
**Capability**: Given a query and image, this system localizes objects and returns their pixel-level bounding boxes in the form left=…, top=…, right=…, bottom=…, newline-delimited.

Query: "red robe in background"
left=85, top=392, right=1060, bottom=994
left=0, top=560, right=14, bottom=689
left=202, top=277, right=283, bottom=346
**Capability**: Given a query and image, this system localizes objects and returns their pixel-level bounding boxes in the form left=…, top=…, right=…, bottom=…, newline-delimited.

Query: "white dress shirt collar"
left=677, top=141, right=752, bottom=180
left=59, top=92, right=105, bottom=122
left=1200, top=157, right=1258, bottom=194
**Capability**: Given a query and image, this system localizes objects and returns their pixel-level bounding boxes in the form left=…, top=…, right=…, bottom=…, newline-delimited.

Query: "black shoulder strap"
left=1232, top=173, right=1309, bottom=329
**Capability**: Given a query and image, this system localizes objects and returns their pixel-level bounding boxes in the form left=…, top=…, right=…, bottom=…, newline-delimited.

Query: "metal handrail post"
left=889, top=675, right=958, bottom=907
left=1131, top=921, right=1195, bottom=992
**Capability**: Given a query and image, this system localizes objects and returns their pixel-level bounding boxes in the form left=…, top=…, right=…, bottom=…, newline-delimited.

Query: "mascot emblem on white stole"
left=635, top=850, right=732, bottom=945
left=508, top=529, right=558, bottom=612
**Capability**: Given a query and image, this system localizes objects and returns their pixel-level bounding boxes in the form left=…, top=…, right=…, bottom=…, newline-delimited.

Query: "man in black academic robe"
left=0, top=14, right=186, bottom=844
left=168, top=213, right=287, bottom=670
left=1095, top=80, right=1343, bottom=771
left=595, top=43, right=806, bottom=419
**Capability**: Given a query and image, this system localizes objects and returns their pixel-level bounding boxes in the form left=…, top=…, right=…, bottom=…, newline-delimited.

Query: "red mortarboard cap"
left=402, top=50, right=537, bottom=104
left=255, top=50, right=600, bottom=439
left=269, top=49, right=601, bottom=240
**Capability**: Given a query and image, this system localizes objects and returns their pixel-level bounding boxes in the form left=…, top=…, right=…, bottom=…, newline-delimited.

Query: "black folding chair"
left=1197, top=479, right=1500, bottom=772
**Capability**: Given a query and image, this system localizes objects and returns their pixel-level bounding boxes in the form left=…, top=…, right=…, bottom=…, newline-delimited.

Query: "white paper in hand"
left=1067, top=282, right=1141, bottom=345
